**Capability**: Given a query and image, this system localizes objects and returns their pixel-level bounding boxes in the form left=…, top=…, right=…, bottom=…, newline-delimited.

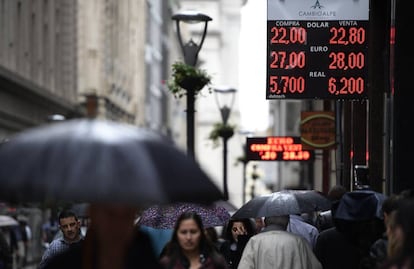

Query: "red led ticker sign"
left=246, top=136, right=314, bottom=161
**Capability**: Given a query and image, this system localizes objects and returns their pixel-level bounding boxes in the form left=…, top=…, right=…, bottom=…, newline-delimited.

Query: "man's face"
left=59, top=216, right=80, bottom=242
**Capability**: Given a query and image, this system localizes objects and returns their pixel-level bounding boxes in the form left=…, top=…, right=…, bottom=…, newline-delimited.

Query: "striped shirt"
left=38, top=236, right=83, bottom=269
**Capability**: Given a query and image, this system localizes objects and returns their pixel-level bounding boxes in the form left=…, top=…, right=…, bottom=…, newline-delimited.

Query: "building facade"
left=0, top=1, right=82, bottom=139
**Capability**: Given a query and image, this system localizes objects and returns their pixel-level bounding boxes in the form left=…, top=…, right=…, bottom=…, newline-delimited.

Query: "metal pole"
left=186, top=89, right=195, bottom=158
left=242, top=160, right=247, bottom=204
left=222, top=136, right=229, bottom=200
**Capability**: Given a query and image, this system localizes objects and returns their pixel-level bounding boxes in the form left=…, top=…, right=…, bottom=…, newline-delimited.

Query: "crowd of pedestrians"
left=2, top=186, right=414, bottom=269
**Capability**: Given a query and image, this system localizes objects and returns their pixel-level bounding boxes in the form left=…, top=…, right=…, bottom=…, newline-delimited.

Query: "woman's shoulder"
left=158, top=255, right=172, bottom=269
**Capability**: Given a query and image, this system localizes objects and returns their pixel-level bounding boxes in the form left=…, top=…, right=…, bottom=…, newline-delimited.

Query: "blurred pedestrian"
left=314, top=190, right=385, bottom=269
left=317, top=185, right=347, bottom=231
left=380, top=198, right=414, bottom=269
left=41, top=216, right=59, bottom=247
left=38, top=210, right=83, bottom=269
left=204, top=227, right=223, bottom=251
left=219, top=218, right=255, bottom=269
left=0, top=228, right=12, bottom=269
left=9, top=216, right=26, bottom=269
left=238, top=215, right=322, bottom=269
left=369, top=193, right=403, bottom=267
left=17, top=215, right=31, bottom=266
left=159, top=211, right=228, bottom=269
left=287, top=214, right=319, bottom=249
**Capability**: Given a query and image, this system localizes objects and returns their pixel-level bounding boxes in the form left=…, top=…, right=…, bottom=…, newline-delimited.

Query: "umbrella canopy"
left=334, top=189, right=387, bottom=221
left=70, top=203, right=90, bottom=218
left=137, top=202, right=231, bottom=229
left=0, top=118, right=224, bottom=206
left=0, top=215, right=18, bottom=227
left=232, top=190, right=331, bottom=219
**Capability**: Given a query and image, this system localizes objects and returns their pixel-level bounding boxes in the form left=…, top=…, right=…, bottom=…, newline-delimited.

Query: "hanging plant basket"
left=218, top=127, right=234, bottom=139
left=167, top=61, right=212, bottom=98
left=177, top=76, right=209, bottom=92
left=208, top=122, right=236, bottom=148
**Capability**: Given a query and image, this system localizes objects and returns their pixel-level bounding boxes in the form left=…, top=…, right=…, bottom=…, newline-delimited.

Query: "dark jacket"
left=159, top=252, right=227, bottom=269
left=219, top=235, right=250, bottom=269
left=0, top=230, right=12, bottom=269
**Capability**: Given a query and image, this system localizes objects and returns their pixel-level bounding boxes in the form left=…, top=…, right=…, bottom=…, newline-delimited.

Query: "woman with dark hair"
left=159, top=211, right=228, bottom=269
left=219, top=218, right=255, bottom=269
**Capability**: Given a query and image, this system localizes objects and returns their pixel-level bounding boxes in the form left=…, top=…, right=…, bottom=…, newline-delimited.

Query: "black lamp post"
left=240, top=145, right=249, bottom=204
left=214, top=87, right=237, bottom=201
left=238, top=130, right=253, bottom=204
left=172, top=11, right=212, bottom=158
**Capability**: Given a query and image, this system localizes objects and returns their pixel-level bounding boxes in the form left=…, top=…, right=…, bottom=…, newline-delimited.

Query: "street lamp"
left=172, top=10, right=212, bottom=67
left=214, top=87, right=237, bottom=201
left=172, top=10, right=212, bottom=158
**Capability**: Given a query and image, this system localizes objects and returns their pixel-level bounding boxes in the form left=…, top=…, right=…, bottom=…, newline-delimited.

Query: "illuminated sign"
left=266, top=0, right=369, bottom=99
left=246, top=136, right=315, bottom=161
left=300, top=111, right=336, bottom=150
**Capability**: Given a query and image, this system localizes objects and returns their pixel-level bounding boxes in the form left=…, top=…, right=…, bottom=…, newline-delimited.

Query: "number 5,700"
left=269, top=75, right=305, bottom=94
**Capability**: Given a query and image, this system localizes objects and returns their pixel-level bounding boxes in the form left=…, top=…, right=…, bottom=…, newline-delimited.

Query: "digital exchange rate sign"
left=266, top=0, right=369, bottom=99
left=246, top=136, right=314, bottom=161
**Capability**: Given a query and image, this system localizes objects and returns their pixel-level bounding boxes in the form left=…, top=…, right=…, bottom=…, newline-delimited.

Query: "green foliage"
left=167, top=62, right=212, bottom=98
left=208, top=122, right=236, bottom=148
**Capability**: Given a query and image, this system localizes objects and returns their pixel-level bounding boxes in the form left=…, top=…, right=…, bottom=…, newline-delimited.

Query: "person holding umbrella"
left=238, top=215, right=321, bottom=269
left=314, top=189, right=386, bottom=269
left=0, top=119, right=226, bottom=269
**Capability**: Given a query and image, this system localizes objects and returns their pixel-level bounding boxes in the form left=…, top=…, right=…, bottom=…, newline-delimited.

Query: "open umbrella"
left=231, top=190, right=331, bottom=219
left=70, top=203, right=90, bottom=218
left=137, top=202, right=231, bottom=229
left=0, top=118, right=224, bottom=206
left=333, top=189, right=387, bottom=221
left=0, top=215, right=18, bottom=227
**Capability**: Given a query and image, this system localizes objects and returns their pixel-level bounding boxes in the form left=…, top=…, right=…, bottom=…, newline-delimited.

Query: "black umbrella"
left=0, top=118, right=224, bottom=206
left=231, top=190, right=331, bottom=219
left=70, top=203, right=90, bottom=218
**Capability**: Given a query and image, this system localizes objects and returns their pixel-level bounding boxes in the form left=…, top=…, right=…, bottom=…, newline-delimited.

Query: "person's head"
left=382, top=194, right=402, bottom=224
left=255, top=217, right=264, bottom=233
left=223, top=218, right=255, bottom=243
left=172, top=211, right=206, bottom=254
left=58, top=210, right=81, bottom=242
left=204, top=227, right=219, bottom=243
left=264, top=215, right=289, bottom=230
left=386, top=198, right=414, bottom=264
left=327, top=185, right=347, bottom=201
